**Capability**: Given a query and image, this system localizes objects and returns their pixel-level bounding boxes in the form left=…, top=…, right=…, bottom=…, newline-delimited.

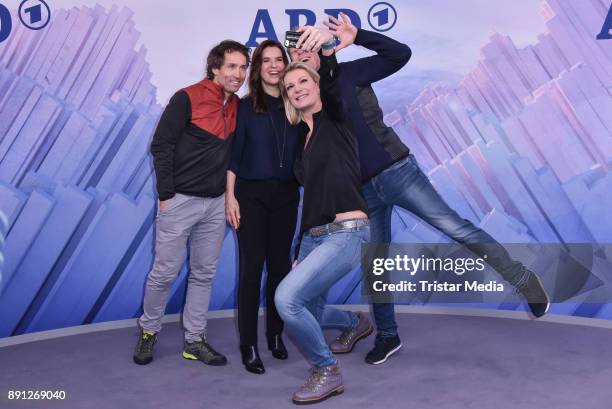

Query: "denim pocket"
left=337, top=228, right=370, bottom=267
left=329, top=226, right=370, bottom=251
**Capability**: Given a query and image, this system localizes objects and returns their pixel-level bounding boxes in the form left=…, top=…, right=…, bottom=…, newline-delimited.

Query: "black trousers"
left=236, top=178, right=299, bottom=346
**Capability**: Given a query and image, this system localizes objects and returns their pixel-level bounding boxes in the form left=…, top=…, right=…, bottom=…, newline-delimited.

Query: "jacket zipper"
left=222, top=102, right=227, bottom=139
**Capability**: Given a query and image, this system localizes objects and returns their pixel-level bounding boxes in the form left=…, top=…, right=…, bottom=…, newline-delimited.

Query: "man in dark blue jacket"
left=290, top=15, right=550, bottom=365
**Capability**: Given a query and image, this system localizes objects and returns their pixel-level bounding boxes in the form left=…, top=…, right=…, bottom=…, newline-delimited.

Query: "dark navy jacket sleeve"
left=319, top=51, right=345, bottom=122
left=229, top=98, right=248, bottom=174
left=340, top=28, right=411, bottom=86
left=151, top=90, right=191, bottom=201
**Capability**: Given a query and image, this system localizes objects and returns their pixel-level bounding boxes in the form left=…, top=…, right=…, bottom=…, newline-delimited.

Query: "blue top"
left=230, top=94, right=299, bottom=181
left=333, top=29, right=412, bottom=181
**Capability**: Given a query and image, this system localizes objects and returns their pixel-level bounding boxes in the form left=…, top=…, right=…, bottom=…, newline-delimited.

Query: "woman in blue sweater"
left=226, top=40, right=300, bottom=375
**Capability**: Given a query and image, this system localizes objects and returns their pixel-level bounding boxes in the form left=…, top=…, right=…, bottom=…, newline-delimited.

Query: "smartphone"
left=284, top=30, right=302, bottom=48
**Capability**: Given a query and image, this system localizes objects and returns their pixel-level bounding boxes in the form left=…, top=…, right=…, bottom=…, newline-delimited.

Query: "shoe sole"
left=133, top=356, right=153, bottom=365
left=268, top=348, right=289, bottom=360
left=365, top=343, right=402, bottom=365
left=268, top=347, right=289, bottom=360
left=182, top=351, right=227, bottom=366
left=539, top=300, right=551, bottom=317
left=331, top=325, right=374, bottom=354
left=292, top=385, right=344, bottom=405
left=243, top=363, right=266, bottom=374
left=528, top=301, right=550, bottom=319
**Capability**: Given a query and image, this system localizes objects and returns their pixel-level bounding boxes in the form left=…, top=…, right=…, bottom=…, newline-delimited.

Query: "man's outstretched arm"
left=324, top=12, right=411, bottom=86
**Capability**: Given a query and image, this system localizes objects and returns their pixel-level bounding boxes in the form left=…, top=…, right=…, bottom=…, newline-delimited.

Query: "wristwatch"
left=321, top=38, right=337, bottom=50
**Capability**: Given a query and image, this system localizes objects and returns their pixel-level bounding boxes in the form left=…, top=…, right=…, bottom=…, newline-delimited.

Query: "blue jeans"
left=275, top=223, right=370, bottom=367
left=363, top=154, right=525, bottom=338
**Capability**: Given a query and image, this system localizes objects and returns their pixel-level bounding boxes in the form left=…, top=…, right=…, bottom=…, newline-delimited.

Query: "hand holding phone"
left=286, top=27, right=335, bottom=52
left=284, top=30, right=302, bottom=48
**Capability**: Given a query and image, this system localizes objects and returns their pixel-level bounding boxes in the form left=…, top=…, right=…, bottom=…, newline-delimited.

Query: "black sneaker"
left=516, top=269, right=550, bottom=318
left=365, top=334, right=402, bottom=365
left=183, top=339, right=227, bottom=366
left=133, top=330, right=157, bottom=365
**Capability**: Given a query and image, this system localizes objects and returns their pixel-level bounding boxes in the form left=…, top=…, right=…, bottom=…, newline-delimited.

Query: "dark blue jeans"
left=362, top=154, right=525, bottom=338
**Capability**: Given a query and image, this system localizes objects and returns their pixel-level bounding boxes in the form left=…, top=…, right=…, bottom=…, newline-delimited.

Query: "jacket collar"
left=199, top=79, right=236, bottom=105
left=298, top=108, right=324, bottom=137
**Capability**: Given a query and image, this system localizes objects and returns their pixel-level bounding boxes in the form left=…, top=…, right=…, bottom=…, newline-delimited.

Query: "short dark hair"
left=248, top=40, right=289, bottom=113
left=206, top=40, right=250, bottom=80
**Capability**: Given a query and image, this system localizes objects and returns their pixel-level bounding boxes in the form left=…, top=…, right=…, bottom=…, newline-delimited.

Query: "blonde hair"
left=279, top=62, right=320, bottom=125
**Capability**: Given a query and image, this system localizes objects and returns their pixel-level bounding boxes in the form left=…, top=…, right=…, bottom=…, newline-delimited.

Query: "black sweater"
left=295, top=52, right=368, bottom=238
left=333, top=29, right=412, bottom=181
left=230, top=94, right=299, bottom=181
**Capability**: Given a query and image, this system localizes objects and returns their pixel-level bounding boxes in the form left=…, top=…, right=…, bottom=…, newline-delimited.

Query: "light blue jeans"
left=275, top=223, right=370, bottom=367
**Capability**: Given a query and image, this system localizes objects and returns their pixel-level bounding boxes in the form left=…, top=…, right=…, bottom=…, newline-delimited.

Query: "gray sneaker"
left=133, top=330, right=157, bottom=365
left=292, top=363, right=344, bottom=404
left=182, top=339, right=227, bottom=366
left=330, top=312, right=373, bottom=354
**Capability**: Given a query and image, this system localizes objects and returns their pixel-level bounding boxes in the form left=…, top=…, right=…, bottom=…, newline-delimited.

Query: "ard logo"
left=247, top=8, right=362, bottom=47
left=246, top=3, right=398, bottom=47
left=0, top=0, right=52, bottom=43
left=596, top=2, right=612, bottom=39
left=0, top=3, right=11, bottom=43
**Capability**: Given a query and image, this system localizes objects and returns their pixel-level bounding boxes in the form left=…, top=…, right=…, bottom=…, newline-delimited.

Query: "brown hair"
left=279, top=62, right=320, bottom=125
left=248, top=40, right=289, bottom=113
left=206, top=40, right=250, bottom=80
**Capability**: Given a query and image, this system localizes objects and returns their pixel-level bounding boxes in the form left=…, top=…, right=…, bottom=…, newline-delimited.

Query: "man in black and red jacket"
left=133, top=40, right=249, bottom=367
left=291, top=16, right=549, bottom=366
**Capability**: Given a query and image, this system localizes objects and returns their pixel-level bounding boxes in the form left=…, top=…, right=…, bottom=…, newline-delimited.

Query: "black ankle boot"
left=267, top=335, right=288, bottom=360
left=240, top=345, right=265, bottom=374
